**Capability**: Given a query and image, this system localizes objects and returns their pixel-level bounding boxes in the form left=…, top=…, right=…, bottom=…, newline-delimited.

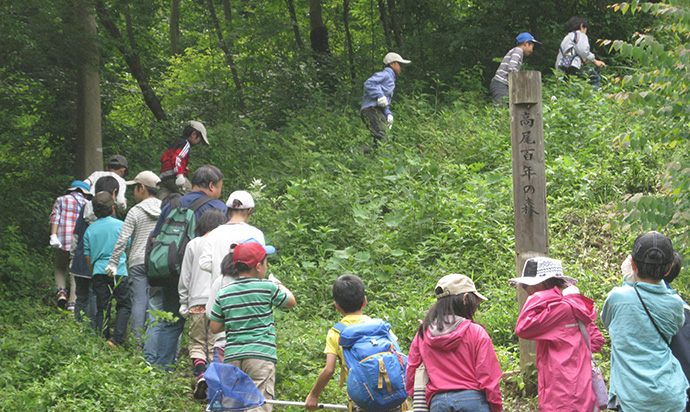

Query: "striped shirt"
left=493, top=46, right=524, bottom=85
left=209, top=277, right=290, bottom=363
left=50, top=192, right=88, bottom=251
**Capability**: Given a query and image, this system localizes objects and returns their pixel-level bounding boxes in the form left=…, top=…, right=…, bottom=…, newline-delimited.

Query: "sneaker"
left=193, top=375, right=207, bottom=400
left=66, top=302, right=75, bottom=312
left=56, top=288, right=67, bottom=310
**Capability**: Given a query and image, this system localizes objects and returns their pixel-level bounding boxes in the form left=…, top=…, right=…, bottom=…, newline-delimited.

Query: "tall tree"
left=343, top=0, right=356, bottom=80
left=94, top=0, right=167, bottom=121
left=75, top=1, right=103, bottom=177
left=286, top=0, right=304, bottom=49
left=208, top=0, right=245, bottom=110
left=387, top=0, right=403, bottom=48
left=309, top=0, right=329, bottom=55
left=377, top=0, right=392, bottom=50
left=170, top=0, right=181, bottom=55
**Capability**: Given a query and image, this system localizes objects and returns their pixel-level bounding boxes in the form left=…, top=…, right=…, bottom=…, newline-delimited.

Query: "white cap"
left=383, top=52, right=411, bottom=65
left=189, top=120, right=209, bottom=145
left=125, top=171, right=161, bottom=188
left=226, top=190, right=255, bottom=209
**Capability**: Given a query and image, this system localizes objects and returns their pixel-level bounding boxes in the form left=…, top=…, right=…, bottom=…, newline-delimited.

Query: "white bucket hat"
left=509, top=257, right=577, bottom=287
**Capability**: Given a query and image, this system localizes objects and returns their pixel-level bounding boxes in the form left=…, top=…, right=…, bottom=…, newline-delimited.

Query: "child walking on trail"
left=177, top=208, right=228, bottom=399
left=209, top=240, right=296, bottom=412
left=511, top=257, right=604, bottom=412
left=158, top=120, right=209, bottom=200
left=406, top=274, right=503, bottom=412
left=602, top=232, right=688, bottom=412
left=305, top=274, right=405, bottom=412
left=83, top=192, right=130, bottom=347
left=490, top=32, right=542, bottom=104
left=49, top=180, right=90, bottom=310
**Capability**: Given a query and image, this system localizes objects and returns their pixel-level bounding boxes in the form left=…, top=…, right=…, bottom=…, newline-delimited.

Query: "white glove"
left=386, top=115, right=394, bottom=129
left=377, top=96, right=388, bottom=108
left=105, top=263, right=118, bottom=277
left=49, top=234, right=62, bottom=249
left=268, top=273, right=282, bottom=285
left=179, top=304, right=190, bottom=318
left=175, top=174, right=186, bottom=189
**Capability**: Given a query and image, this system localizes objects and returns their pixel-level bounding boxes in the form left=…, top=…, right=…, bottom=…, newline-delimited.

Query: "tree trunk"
left=209, top=0, right=245, bottom=110
left=75, top=2, right=102, bottom=178
left=94, top=0, right=168, bottom=121
left=170, top=0, right=180, bottom=55
left=343, top=0, right=355, bottom=80
left=286, top=0, right=303, bottom=49
left=377, top=0, right=392, bottom=50
left=309, top=0, right=329, bottom=54
left=387, top=0, right=404, bottom=47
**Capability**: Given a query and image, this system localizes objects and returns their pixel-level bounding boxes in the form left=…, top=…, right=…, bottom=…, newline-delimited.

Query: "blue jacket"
left=360, top=67, right=396, bottom=117
left=602, top=282, right=688, bottom=412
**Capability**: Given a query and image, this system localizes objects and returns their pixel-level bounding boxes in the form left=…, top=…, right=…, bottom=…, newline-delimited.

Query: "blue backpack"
left=333, top=319, right=408, bottom=412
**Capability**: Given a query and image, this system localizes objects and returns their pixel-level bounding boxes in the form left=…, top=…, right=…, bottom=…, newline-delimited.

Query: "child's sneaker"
left=193, top=375, right=207, bottom=400
left=56, top=288, right=67, bottom=310
left=66, top=302, right=75, bottom=312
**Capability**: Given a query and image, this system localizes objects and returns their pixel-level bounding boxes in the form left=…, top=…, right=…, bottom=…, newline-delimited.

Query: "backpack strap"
left=331, top=322, right=348, bottom=387
left=188, top=195, right=214, bottom=213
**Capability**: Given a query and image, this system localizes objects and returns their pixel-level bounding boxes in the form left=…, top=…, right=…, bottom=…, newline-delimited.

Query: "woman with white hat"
left=512, top=257, right=604, bottom=411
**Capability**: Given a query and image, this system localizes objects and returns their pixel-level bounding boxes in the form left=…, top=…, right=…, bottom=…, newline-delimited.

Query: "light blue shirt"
left=83, top=216, right=129, bottom=276
left=360, top=67, right=396, bottom=117
left=602, top=282, right=688, bottom=412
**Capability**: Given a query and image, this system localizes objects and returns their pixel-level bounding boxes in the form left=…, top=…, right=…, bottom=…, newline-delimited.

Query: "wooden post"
left=509, top=70, right=548, bottom=396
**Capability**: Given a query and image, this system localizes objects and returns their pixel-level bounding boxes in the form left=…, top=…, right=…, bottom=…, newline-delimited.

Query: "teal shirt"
left=83, top=216, right=129, bottom=276
left=602, top=282, right=688, bottom=412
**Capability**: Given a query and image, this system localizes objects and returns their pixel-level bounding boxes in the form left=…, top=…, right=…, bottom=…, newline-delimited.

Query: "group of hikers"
left=46, top=16, right=689, bottom=412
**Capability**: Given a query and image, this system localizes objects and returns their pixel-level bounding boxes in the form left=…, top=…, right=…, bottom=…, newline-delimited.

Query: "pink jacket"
left=515, top=286, right=604, bottom=412
left=406, top=318, right=503, bottom=412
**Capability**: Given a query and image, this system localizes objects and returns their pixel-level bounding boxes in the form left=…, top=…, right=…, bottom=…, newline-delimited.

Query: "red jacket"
left=515, top=286, right=604, bottom=412
left=160, top=137, right=191, bottom=179
left=406, top=318, right=503, bottom=411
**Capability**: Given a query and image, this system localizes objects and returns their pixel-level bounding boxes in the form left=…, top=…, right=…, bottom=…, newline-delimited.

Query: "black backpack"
left=145, top=196, right=213, bottom=287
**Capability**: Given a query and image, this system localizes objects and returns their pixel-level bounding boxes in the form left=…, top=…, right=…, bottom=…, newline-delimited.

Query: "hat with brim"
left=631, top=231, right=674, bottom=265
left=233, top=238, right=276, bottom=269
left=126, top=171, right=161, bottom=188
left=67, top=180, right=91, bottom=196
left=516, top=32, right=542, bottom=49
left=383, top=52, right=411, bottom=65
left=189, top=120, right=209, bottom=146
left=509, top=257, right=577, bottom=287
left=435, top=274, right=488, bottom=301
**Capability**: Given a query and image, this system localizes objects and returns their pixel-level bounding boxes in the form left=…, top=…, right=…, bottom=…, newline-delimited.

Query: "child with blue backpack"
left=305, top=274, right=408, bottom=412
left=406, top=274, right=503, bottom=412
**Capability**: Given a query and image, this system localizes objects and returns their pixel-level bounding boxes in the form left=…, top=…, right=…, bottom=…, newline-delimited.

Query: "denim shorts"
left=429, top=390, right=491, bottom=412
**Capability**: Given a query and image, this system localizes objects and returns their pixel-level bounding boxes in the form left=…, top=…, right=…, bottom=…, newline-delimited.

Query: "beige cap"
left=383, top=52, right=411, bottom=65
left=189, top=120, right=209, bottom=145
left=126, top=170, right=161, bottom=188
left=435, top=274, right=487, bottom=301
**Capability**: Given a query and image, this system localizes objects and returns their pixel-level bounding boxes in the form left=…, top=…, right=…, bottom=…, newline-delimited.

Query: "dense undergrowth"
left=1, top=74, right=687, bottom=411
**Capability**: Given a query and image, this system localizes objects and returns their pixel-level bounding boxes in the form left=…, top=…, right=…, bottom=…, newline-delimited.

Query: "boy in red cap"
left=209, top=240, right=296, bottom=412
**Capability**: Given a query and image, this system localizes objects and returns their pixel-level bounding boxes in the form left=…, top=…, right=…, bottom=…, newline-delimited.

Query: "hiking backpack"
left=333, top=319, right=408, bottom=412
left=145, top=196, right=212, bottom=287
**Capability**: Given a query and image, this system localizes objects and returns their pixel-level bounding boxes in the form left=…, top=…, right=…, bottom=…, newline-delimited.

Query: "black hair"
left=419, top=293, right=480, bottom=340
left=94, top=176, right=119, bottom=195
left=633, top=251, right=674, bottom=281
left=93, top=199, right=114, bottom=218
left=196, top=208, right=228, bottom=237
left=234, top=256, right=266, bottom=274
left=135, top=183, right=158, bottom=197
left=191, top=165, right=224, bottom=189
left=567, top=16, right=589, bottom=32
left=666, top=252, right=683, bottom=284
left=541, top=277, right=566, bottom=290
left=182, top=125, right=198, bottom=139
left=221, top=251, right=240, bottom=279
left=332, top=274, right=366, bottom=313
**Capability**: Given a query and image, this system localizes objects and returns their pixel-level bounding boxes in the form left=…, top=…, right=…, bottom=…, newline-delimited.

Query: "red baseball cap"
left=233, top=239, right=276, bottom=268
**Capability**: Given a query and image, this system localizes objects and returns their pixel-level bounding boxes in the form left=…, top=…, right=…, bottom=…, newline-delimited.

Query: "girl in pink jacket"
left=511, top=257, right=604, bottom=412
left=406, top=274, right=503, bottom=412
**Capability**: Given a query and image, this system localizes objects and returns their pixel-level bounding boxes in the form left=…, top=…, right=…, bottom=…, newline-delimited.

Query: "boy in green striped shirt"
left=210, top=240, right=296, bottom=412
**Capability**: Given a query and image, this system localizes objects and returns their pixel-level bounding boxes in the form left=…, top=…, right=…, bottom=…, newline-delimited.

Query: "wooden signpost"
left=509, top=70, right=548, bottom=395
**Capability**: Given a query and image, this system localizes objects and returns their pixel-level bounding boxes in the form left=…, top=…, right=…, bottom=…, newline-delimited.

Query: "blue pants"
left=93, top=274, right=131, bottom=345
left=429, top=390, right=491, bottom=412
left=74, top=275, right=97, bottom=327
left=127, top=264, right=149, bottom=345
left=144, top=284, right=184, bottom=371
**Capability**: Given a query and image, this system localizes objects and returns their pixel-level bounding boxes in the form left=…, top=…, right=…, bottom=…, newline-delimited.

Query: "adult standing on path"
left=158, top=121, right=209, bottom=200
left=84, top=155, right=129, bottom=212
left=360, top=52, right=411, bottom=152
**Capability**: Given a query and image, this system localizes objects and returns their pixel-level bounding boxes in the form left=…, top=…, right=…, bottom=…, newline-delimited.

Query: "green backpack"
left=146, top=196, right=213, bottom=287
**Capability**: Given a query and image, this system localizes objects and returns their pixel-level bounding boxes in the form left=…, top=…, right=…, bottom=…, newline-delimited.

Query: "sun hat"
left=106, top=155, right=129, bottom=177
left=91, top=191, right=115, bottom=217
left=383, top=52, right=411, bottom=65
left=233, top=238, right=276, bottom=269
left=189, top=120, right=209, bottom=145
left=631, top=231, right=674, bottom=265
left=509, top=257, right=577, bottom=287
left=226, top=190, right=255, bottom=209
left=126, top=170, right=161, bottom=188
left=67, top=180, right=91, bottom=195
left=516, top=32, right=542, bottom=48
left=435, top=274, right=488, bottom=301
